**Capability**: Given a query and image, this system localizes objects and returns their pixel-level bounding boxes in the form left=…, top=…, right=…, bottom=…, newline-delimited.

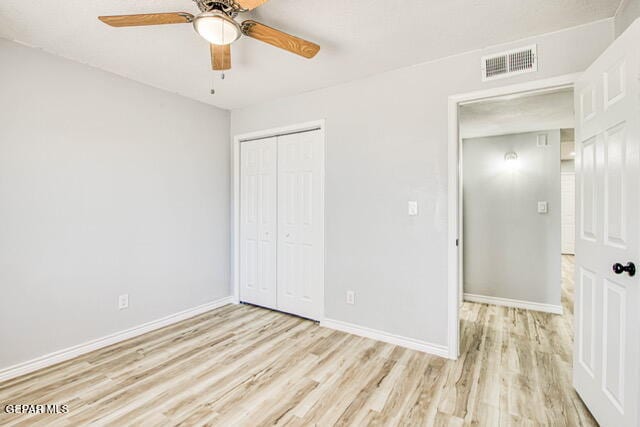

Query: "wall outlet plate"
left=346, top=290, right=355, bottom=305
left=537, top=201, right=548, bottom=214
left=408, top=201, right=419, bottom=216
left=537, top=134, right=549, bottom=147
left=118, top=294, right=129, bottom=310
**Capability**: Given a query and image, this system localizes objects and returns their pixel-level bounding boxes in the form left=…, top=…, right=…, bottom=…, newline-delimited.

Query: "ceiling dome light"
left=193, top=11, right=241, bottom=45
left=504, top=151, right=519, bottom=172
left=504, top=152, right=518, bottom=162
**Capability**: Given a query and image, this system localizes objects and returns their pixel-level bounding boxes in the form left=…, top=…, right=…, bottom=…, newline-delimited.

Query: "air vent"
left=481, top=45, right=537, bottom=82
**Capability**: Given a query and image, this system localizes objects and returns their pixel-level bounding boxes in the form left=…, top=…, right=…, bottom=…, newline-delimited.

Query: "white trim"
left=450, top=73, right=582, bottom=105
left=464, top=293, right=563, bottom=315
left=447, top=99, right=460, bottom=360
left=321, top=318, right=450, bottom=359
left=0, top=296, right=234, bottom=383
left=447, top=73, right=581, bottom=360
left=614, top=0, right=630, bottom=19
left=232, top=120, right=326, bottom=320
left=234, top=121, right=323, bottom=142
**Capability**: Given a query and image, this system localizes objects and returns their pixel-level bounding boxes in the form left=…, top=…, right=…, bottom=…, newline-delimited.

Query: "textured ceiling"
left=0, top=0, right=620, bottom=110
left=459, top=88, right=575, bottom=139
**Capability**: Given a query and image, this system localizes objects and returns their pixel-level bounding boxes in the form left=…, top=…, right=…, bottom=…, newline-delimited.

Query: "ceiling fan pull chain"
left=211, top=70, right=226, bottom=95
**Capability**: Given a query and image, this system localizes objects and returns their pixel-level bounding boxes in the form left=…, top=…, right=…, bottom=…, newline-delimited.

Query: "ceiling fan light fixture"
left=193, top=11, right=241, bottom=45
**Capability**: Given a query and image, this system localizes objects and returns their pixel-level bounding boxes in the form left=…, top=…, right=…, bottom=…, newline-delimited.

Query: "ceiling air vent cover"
left=481, top=45, right=537, bottom=82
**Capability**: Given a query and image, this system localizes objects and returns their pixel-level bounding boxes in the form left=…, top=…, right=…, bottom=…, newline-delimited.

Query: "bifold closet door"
left=239, top=138, right=277, bottom=309
left=276, top=130, right=324, bottom=320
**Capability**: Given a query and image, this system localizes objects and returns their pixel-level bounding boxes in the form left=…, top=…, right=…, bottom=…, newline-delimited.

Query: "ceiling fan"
left=98, top=0, right=320, bottom=71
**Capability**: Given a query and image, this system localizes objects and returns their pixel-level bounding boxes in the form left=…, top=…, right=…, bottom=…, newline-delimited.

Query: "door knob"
left=613, top=262, right=636, bottom=277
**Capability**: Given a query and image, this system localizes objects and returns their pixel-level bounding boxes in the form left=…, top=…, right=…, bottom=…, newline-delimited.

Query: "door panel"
left=276, top=130, right=324, bottom=320
left=604, top=123, right=627, bottom=248
left=239, top=138, right=277, bottom=309
left=580, top=136, right=598, bottom=242
left=573, top=20, right=639, bottom=427
left=578, top=266, right=596, bottom=376
left=603, top=59, right=626, bottom=109
left=602, top=278, right=625, bottom=412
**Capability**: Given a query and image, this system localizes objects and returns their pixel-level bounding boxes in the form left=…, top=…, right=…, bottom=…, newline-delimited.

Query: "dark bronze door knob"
left=613, top=262, right=636, bottom=277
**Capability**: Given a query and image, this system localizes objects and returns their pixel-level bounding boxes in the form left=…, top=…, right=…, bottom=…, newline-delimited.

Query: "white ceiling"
left=0, top=0, right=620, bottom=110
left=459, top=88, right=575, bottom=139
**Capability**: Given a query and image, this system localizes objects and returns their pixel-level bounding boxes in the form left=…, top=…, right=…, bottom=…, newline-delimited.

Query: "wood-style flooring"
left=0, top=255, right=596, bottom=426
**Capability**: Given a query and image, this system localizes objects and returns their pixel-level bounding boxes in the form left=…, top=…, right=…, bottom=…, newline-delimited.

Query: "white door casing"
left=561, top=172, right=576, bottom=254
left=276, top=131, right=325, bottom=320
left=573, top=20, right=640, bottom=427
left=239, top=138, right=278, bottom=309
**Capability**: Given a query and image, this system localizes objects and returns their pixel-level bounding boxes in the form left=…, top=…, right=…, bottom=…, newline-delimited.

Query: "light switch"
left=408, top=201, right=419, bottom=216
left=537, top=201, right=548, bottom=214
left=537, top=134, right=549, bottom=147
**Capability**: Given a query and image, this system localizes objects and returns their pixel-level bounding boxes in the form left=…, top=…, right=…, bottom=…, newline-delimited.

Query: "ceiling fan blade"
left=235, top=0, right=270, bottom=11
left=98, top=12, right=194, bottom=27
left=211, top=44, right=231, bottom=70
left=241, top=20, right=320, bottom=59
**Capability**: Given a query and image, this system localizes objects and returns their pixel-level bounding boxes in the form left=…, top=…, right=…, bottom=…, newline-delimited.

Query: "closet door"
left=239, top=138, right=277, bottom=309
left=277, top=130, right=324, bottom=320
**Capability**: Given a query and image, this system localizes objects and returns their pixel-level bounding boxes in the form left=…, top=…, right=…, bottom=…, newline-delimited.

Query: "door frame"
left=231, top=120, right=326, bottom=320
left=447, top=73, right=580, bottom=359
left=560, top=170, right=576, bottom=255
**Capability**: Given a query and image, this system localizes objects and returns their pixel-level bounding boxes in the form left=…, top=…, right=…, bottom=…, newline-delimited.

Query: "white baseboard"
left=320, top=318, right=451, bottom=359
left=0, top=296, right=235, bottom=383
left=463, top=293, right=563, bottom=314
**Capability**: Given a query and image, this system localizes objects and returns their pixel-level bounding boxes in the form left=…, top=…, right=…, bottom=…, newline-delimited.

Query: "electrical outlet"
left=537, top=134, right=549, bottom=147
left=537, top=201, right=548, bottom=214
left=346, top=290, right=355, bottom=305
left=408, top=201, right=419, bottom=216
left=118, top=294, right=129, bottom=310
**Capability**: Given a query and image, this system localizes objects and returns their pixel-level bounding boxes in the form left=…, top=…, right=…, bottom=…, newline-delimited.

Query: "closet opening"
left=232, top=121, right=326, bottom=321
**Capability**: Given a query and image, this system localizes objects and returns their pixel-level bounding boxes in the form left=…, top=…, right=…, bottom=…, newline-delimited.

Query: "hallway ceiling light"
left=504, top=152, right=518, bottom=162
left=504, top=151, right=519, bottom=172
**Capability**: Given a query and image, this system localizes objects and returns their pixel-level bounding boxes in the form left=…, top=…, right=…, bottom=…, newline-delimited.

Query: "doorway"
left=450, top=20, right=640, bottom=423
left=232, top=121, right=326, bottom=321
left=458, top=87, right=574, bottom=315
left=451, top=82, right=591, bottom=420
left=446, top=74, right=581, bottom=359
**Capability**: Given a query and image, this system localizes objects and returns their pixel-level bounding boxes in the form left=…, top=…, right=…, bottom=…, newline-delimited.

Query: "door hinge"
left=456, top=238, right=459, bottom=247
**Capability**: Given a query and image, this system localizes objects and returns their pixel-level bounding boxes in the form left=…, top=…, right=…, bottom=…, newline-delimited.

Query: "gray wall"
left=230, top=20, right=612, bottom=347
left=462, top=131, right=561, bottom=306
left=615, top=0, right=640, bottom=36
left=0, top=39, right=231, bottom=369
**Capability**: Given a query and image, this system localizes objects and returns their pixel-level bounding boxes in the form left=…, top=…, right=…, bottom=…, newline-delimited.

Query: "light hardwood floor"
left=0, top=255, right=596, bottom=426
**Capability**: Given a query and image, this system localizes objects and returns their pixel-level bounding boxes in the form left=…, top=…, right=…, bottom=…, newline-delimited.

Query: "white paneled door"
left=561, top=172, right=576, bottom=254
left=573, top=20, right=639, bottom=427
left=239, top=129, right=324, bottom=321
left=277, top=131, right=324, bottom=320
left=240, top=138, right=278, bottom=309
